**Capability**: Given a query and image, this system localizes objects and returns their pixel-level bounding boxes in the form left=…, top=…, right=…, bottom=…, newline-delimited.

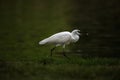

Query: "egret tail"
left=39, top=38, right=48, bottom=45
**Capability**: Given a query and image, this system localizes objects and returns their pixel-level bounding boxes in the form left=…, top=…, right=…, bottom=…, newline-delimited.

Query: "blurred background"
left=0, top=0, right=120, bottom=60
left=0, top=0, right=120, bottom=80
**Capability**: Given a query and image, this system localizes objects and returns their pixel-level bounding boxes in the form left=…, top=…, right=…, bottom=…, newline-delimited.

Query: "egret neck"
left=71, top=30, right=80, bottom=42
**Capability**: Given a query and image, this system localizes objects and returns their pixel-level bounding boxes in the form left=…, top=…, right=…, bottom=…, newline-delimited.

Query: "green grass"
left=0, top=57, right=120, bottom=80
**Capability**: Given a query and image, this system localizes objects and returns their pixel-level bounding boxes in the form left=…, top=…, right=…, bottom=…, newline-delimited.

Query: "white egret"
left=39, top=29, right=80, bottom=58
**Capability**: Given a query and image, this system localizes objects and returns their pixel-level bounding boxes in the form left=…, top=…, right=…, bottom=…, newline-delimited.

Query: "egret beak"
left=77, top=30, right=81, bottom=35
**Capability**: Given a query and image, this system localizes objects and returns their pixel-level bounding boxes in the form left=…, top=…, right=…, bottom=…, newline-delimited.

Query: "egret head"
left=72, top=29, right=81, bottom=35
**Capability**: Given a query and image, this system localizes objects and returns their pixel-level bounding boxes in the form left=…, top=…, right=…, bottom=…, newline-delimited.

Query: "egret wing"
left=47, top=32, right=71, bottom=44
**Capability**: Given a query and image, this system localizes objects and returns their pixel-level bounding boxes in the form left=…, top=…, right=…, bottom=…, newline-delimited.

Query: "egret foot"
left=62, top=52, right=70, bottom=60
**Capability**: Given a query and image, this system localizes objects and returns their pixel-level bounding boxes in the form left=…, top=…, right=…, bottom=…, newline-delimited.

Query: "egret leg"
left=62, top=45, right=70, bottom=59
left=50, top=47, right=56, bottom=56
left=62, top=51, right=70, bottom=59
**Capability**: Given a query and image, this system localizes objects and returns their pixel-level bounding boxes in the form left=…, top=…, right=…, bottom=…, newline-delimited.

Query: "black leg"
left=50, top=47, right=56, bottom=56
left=62, top=48, right=70, bottom=60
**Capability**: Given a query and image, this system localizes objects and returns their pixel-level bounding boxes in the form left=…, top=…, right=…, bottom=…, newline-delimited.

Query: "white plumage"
left=39, top=29, right=80, bottom=58
left=39, top=32, right=71, bottom=45
left=39, top=29, right=80, bottom=46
